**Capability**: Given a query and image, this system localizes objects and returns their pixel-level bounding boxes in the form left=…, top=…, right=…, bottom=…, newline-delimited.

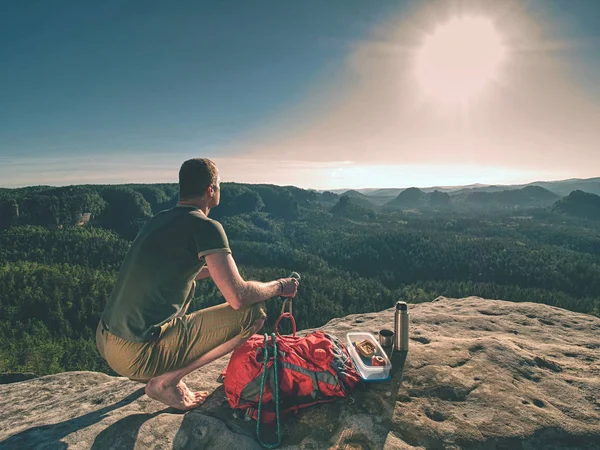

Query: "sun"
left=415, top=16, right=506, bottom=104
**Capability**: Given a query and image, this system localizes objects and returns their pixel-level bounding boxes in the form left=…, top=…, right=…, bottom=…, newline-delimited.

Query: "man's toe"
left=194, top=392, right=208, bottom=404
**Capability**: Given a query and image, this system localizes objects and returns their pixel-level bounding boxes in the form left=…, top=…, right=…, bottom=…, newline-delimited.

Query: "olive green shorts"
left=96, top=302, right=266, bottom=383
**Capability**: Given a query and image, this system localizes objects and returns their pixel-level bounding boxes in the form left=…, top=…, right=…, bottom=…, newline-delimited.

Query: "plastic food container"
left=346, top=332, right=392, bottom=381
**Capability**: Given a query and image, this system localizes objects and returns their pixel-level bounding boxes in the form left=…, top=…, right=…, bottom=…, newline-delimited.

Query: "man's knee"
left=248, top=301, right=266, bottom=323
left=239, top=302, right=267, bottom=339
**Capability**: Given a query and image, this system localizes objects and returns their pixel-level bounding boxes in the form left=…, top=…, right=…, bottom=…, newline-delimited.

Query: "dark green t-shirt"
left=101, top=205, right=231, bottom=342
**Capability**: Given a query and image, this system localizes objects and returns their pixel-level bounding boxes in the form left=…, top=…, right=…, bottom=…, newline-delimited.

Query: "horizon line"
left=2, top=174, right=599, bottom=192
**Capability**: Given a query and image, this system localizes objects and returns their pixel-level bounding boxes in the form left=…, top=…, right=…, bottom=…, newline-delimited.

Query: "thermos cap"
left=396, top=301, right=408, bottom=311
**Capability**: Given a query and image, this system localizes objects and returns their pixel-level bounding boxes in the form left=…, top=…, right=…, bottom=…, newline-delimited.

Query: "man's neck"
left=177, top=199, right=210, bottom=217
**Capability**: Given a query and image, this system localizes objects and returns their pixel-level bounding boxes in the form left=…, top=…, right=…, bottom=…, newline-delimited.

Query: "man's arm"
left=195, top=266, right=211, bottom=280
left=204, top=252, right=298, bottom=310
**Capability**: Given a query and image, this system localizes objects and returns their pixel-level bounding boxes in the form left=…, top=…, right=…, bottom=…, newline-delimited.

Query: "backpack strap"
left=256, top=333, right=282, bottom=449
left=280, top=298, right=293, bottom=317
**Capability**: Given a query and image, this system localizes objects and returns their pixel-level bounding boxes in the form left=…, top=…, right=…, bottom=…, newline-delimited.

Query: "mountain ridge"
left=322, top=176, right=600, bottom=197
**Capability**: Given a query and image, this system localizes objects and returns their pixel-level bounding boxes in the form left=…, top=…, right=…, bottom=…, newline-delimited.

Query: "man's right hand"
left=279, top=277, right=299, bottom=298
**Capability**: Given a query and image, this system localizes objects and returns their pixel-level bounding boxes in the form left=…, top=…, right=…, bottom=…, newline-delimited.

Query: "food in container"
left=371, top=355, right=386, bottom=366
left=354, top=339, right=376, bottom=358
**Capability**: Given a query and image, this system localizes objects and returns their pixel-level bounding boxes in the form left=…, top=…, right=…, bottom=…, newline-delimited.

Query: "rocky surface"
left=1, top=296, right=599, bottom=449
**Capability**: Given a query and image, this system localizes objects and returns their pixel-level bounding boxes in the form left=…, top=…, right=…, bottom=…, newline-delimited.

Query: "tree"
left=97, top=187, right=152, bottom=239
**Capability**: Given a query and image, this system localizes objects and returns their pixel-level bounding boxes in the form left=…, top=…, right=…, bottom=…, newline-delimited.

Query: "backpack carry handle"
left=275, top=271, right=300, bottom=338
left=274, top=312, right=296, bottom=338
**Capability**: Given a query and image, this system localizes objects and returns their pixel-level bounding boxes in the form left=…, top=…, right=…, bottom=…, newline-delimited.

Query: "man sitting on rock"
left=96, top=158, right=299, bottom=411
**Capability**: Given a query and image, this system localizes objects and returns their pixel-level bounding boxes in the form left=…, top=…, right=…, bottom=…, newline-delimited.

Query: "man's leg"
left=145, top=318, right=264, bottom=410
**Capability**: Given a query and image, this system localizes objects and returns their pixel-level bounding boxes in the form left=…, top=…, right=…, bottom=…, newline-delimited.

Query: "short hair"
left=178, top=158, right=218, bottom=200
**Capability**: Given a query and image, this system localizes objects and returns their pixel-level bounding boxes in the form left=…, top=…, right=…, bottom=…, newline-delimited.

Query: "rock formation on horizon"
left=1, top=297, right=599, bottom=449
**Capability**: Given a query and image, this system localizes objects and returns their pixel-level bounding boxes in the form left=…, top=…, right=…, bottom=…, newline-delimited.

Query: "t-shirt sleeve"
left=195, top=219, right=231, bottom=259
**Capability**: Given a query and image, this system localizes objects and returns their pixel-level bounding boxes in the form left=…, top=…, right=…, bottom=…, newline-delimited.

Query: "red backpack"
left=223, top=307, right=361, bottom=427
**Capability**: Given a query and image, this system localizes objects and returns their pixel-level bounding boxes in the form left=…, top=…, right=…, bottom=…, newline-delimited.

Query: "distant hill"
left=316, top=191, right=339, bottom=205
left=428, top=190, right=451, bottom=207
left=3, top=178, right=599, bottom=229
left=329, top=185, right=480, bottom=197
left=420, top=183, right=491, bottom=194
left=0, top=182, right=308, bottom=236
left=318, top=177, right=600, bottom=198
left=529, top=178, right=600, bottom=197
left=450, top=185, right=516, bottom=196
left=361, top=188, right=405, bottom=197
left=356, top=189, right=406, bottom=205
left=553, top=190, right=600, bottom=220
left=363, top=187, right=454, bottom=206
left=330, top=196, right=376, bottom=220
left=326, top=188, right=358, bottom=195
left=384, top=188, right=450, bottom=210
left=460, top=186, right=559, bottom=209
left=340, top=190, right=370, bottom=200
left=447, top=179, right=600, bottom=197
left=340, top=190, right=379, bottom=209
left=381, top=185, right=559, bottom=211
left=385, top=187, right=427, bottom=209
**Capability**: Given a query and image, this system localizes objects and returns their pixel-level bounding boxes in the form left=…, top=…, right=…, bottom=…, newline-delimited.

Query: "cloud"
left=0, top=154, right=177, bottom=187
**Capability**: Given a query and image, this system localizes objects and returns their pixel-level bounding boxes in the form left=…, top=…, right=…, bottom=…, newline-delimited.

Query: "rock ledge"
left=1, top=297, right=599, bottom=449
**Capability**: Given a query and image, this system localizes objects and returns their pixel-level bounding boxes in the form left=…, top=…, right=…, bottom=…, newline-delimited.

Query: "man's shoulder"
left=188, top=210, right=224, bottom=229
left=158, top=207, right=215, bottom=224
left=153, top=207, right=226, bottom=236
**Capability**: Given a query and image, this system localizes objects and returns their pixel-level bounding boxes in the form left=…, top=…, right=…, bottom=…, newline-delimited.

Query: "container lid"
left=396, top=301, right=408, bottom=311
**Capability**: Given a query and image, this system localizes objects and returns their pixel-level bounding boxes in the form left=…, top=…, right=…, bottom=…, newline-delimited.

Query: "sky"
left=1, top=0, right=599, bottom=190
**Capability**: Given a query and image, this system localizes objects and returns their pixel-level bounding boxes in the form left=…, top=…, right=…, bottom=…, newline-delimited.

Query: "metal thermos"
left=394, top=301, right=409, bottom=351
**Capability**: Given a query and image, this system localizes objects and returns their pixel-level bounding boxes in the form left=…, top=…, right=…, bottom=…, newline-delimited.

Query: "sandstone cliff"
left=1, top=297, right=599, bottom=449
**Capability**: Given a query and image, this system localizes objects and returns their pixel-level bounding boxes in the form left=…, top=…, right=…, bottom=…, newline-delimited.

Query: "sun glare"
left=415, top=16, right=506, bottom=104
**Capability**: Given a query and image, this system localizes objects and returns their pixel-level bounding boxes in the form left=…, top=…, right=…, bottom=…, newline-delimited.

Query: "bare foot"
left=145, top=378, right=209, bottom=411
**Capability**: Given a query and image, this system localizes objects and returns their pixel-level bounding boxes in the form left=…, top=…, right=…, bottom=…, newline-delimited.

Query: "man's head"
left=178, top=158, right=220, bottom=208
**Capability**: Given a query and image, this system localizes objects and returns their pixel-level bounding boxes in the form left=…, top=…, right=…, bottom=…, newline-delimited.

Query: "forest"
left=1, top=182, right=599, bottom=377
